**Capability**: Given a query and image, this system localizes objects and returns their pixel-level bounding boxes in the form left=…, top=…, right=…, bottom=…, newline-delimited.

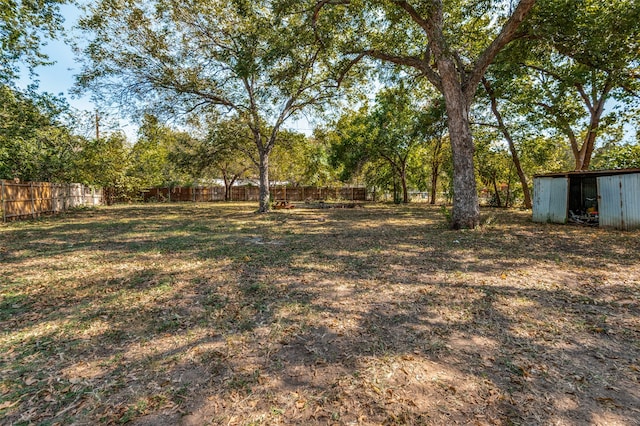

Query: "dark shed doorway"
left=568, top=176, right=599, bottom=224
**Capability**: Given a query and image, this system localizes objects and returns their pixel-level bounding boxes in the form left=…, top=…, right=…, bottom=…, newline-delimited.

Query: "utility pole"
left=95, top=110, right=100, bottom=140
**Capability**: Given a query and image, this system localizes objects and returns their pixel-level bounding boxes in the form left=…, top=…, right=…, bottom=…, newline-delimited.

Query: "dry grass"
left=1, top=202, right=639, bottom=425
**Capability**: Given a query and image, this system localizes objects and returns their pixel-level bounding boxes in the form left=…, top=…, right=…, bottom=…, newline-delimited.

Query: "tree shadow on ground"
left=1, top=203, right=638, bottom=425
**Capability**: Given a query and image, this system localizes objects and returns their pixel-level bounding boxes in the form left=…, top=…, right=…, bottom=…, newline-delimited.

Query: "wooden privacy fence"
left=143, top=186, right=227, bottom=202
left=142, top=185, right=367, bottom=203
left=1, top=180, right=103, bottom=221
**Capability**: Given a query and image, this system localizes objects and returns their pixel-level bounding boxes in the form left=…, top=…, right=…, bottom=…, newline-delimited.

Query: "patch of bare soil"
left=1, top=203, right=639, bottom=425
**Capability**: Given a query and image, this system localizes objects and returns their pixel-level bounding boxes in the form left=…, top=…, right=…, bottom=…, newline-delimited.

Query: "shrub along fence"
left=142, top=185, right=367, bottom=203
left=1, top=180, right=102, bottom=222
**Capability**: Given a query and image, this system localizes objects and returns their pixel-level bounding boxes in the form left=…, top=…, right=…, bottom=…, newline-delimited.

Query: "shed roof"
left=534, top=168, right=640, bottom=179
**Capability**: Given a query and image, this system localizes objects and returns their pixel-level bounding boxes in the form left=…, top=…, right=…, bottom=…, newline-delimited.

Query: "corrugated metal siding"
left=533, top=177, right=568, bottom=223
left=532, top=177, right=550, bottom=222
left=598, top=176, right=622, bottom=229
left=598, top=173, right=640, bottom=230
left=624, top=174, right=640, bottom=229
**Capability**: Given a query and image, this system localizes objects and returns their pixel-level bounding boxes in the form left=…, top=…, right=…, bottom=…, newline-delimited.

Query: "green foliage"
left=502, top=0, right=640, bottom=169
left=270, top=130, right=337, bottom=186
left=0, top=0, right=67, bottom=85
left=406, top=146, right=433, bottom=192
left=297, top=132, right=341, bottom=187
left=327, top=105, right=370, bottom=183
left=4, top=0, right=632, bottom=207
left=0, top=85, right=79, bottom=182
left=0, top=86, right=140, bottom=193
left=329, top=84, right=447, bottom=202
left=71, top=132, right=130, bottom=188
left=474, top=130, right=518, bottom=207
left=314, top=0, right=538, bottom=227
left=518, top=135, right=573, bottom=175
left=270, top=130, right=309, bottom=184
left=592, top=143, right=640, bottom=170
left=527, top=0, right=640, bottom=74
left=77, top=0, right=342, bottom=211
left=127, top=115, right=194, bottom=188
left=172, top=116, right=257, bottom=188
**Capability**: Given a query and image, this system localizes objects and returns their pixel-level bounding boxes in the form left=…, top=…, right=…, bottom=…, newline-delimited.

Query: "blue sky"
left=16, top=2, right=320, bottom=140
left=16, top=3, right=141, bottom=139
left=19, top=4, right=87, bottom=105
left=16, top=2, right=315, bottom=140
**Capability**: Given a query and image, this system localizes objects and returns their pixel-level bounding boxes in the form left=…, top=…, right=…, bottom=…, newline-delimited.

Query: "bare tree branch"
left=363, top=50, right=442, bottom=91
left=391, top=0, right=436, bottom=36
left=574, top=83, right=594, bottom=113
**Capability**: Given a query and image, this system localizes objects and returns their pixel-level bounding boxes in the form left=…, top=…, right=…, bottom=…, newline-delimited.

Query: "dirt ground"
left=1, top=203, right=639, bottom=425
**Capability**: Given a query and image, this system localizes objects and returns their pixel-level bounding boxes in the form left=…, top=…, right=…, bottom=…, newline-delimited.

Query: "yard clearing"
left=1, top=203, right=639, bottom=425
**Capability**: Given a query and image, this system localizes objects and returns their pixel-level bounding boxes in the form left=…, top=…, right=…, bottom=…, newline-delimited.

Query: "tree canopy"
left=510, top=0, right=640, bottom=170
left=0, top=85, right=75, bottom=181
left=77, top=0, right=345, bottom=211
left=0, top=0, right=67, bottom=85
left=329, top=83, right=446, bottom=203
left=313, top=0, right=538, bottom=228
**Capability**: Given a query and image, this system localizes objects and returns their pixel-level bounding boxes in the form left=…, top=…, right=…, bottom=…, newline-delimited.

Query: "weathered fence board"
left=1, top=180, right=103, bottom=221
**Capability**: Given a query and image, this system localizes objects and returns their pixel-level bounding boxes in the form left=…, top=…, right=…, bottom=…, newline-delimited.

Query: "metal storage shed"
left=532, top=169, right=640, bottom=230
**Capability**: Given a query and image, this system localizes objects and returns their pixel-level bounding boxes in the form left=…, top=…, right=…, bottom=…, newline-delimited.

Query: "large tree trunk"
left=258, top=151, right=270, bottom=213
left=575, top=114, right=602, bottom=170
left=447, top=112, right=480, bottom=228
left=574, top=80, right=611, bottom=171
left=491, top=173, right=502, bottom=207
left=440, top=61, right=480, bottom=229
left=430, top=168, right=439, bottom=204
left=400, top=167, right=409, bottom=204
left=430, top=135, right=443, bottom=205
left=223, top=171, right=231, bottom=201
